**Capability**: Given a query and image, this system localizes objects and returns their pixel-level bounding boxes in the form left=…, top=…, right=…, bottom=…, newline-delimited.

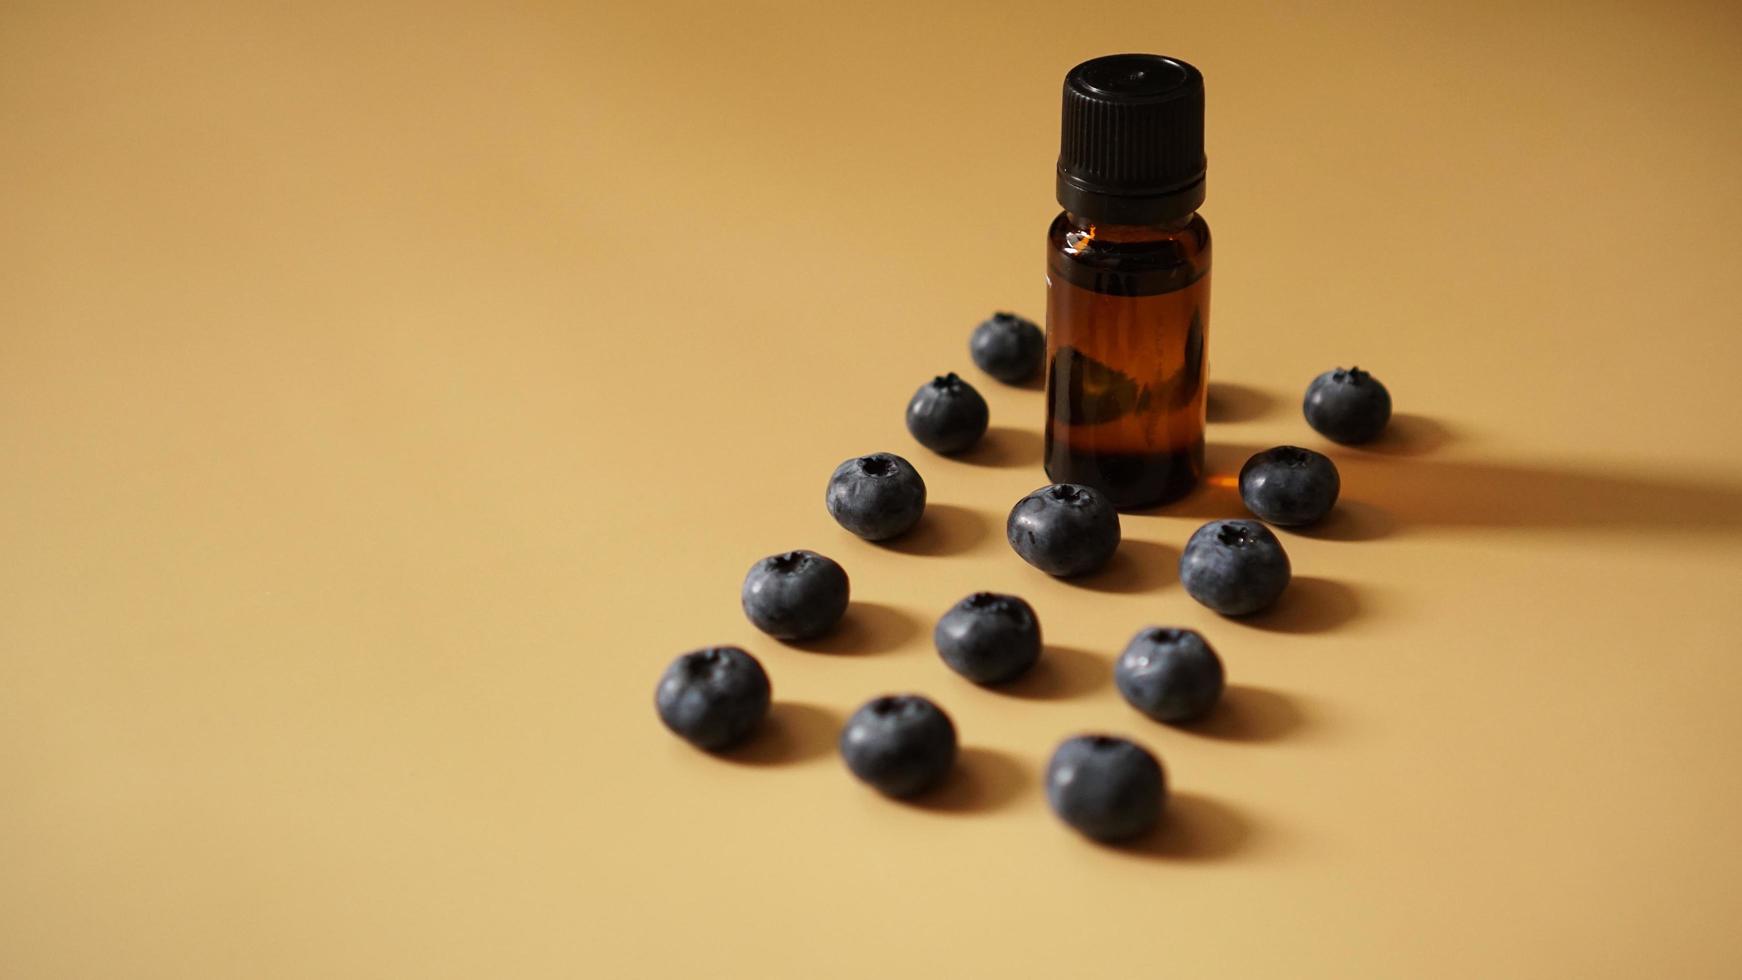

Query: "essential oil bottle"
left=1045, top=54, right=1211, bottom=510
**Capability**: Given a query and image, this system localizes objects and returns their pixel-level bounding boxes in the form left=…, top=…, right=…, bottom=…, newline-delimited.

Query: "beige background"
left=4, top=1, right=1742, bottom=977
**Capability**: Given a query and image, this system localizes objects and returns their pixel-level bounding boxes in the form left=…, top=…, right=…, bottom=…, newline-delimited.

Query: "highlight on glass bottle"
left=1044, top=53, right=1211, bottom=510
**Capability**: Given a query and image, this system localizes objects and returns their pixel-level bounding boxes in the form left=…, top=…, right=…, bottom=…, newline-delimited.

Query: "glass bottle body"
left=1043, top=210, right=1212, bottom=510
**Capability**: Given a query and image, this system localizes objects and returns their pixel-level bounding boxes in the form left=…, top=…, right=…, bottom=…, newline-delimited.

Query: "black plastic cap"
left=1057, top=54, right=1206, bottom=225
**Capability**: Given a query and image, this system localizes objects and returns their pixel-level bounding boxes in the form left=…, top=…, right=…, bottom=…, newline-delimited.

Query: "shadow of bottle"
left=1188, top=438, right=1742, bottom=535
left=1205, top=381, right=1277, bottom=423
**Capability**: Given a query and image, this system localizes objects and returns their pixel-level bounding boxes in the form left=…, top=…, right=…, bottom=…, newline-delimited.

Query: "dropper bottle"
left=1045, top=53, right=1211, bottom=509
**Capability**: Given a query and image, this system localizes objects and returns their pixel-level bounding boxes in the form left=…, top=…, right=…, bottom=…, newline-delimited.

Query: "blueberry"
left=741, top=550, right=850, bottom=641
left=826, top=453, right=926, bottom=541
left=839, top=694, right=957, bottom=798
left=933, top=592, right=1042, bottom=685
left=1303, top=366, right=1391, bottom=444
left=1238, top=445, right=1341, bottom=527
left=905, top=372, right=989, bottom=454
left=1115, top=627, right=1224, bottom=723
left=1006, top=483, right=1121, bottom=577
left=1178, top=519, right=1292, bottom=616
left=969, top=311, right=1044, bottom=384
left=1045, top=734, right=1166, bottom=842
left=654, top=646, right=771, bottom=751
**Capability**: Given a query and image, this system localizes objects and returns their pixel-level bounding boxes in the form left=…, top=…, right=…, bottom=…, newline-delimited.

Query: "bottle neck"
left=1061, top=211, right=1197, bottom=245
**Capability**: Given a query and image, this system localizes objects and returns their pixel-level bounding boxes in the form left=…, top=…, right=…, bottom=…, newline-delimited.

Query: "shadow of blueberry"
left=1235, top=577, right=1360, bottom=634
left=995, top=645, right=1109, bottom=701
left=876, top=503, right=990, bottom=557
left=783, top=601, right=921, bottom=654
left=955, top=426, right=1045, bottom=469
left=905, top=747, right=1029, bottom=814
left=1102, top=791, right=1252, bottom=861
left=1175, top=685, right=1305, bottom=742
left=1281, top=499, right=1396, bottom=542
left=1067, top=539, right=1178, bottom=594
left=1353, top=412, right=1455, bottom=456
left=718, top=702, right=841, bottom=766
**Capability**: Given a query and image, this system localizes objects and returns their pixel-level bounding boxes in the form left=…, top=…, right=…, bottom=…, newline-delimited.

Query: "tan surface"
left=4, top=1, right=1742, bottom=977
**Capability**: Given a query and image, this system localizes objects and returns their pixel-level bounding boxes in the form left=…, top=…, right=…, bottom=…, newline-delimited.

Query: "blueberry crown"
left=1216, top=523, right=1256, bottom=548
left=1333, top=366, right=1371, bottom=385
left=964, top=592, right=1015, bottom=612
left=1271, top=446, right=1313, bottom=467
left=1045, top=484, right=1089, bottom=504
left=858, top=455, right=898, bottom=477
left=684, top=648, right=730, bottom=675
left=869, top=695, right=921, bottom=717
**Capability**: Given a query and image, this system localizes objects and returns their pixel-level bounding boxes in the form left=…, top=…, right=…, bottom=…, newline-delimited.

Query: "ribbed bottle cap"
left=1056, top=54, right=1206, bottom=224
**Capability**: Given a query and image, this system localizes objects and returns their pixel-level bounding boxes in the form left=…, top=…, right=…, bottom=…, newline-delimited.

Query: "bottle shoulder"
left=1047, top=212, right=1210, bottom=297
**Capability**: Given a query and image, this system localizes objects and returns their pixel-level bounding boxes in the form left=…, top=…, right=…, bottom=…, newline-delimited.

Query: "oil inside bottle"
left=1043, top=213, right=1211, bottom=509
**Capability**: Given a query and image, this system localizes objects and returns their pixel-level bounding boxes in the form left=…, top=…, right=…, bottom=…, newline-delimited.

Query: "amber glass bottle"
left=1045, top=54, right=1210, bottom=510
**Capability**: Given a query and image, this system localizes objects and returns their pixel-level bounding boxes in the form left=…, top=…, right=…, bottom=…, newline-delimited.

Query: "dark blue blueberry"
left=933, top=592, right=1042, bottom=685
left=1006, top=483, right=1121, bottom=577
left=1238, top=445, right=1341, bottom=527
left=905, top=372, right=989, bottom=454
left=969, top=311, right=1045, bottom=384
left=1303, top=366, right=1392, bottom=445
left=741, top=550, right=849, bottom=641
left=654, top=646, right=771, bottom=751
left=1178, top=519, right=1292, bottom=616
left=1114, top=627, right=1224, bottom=723
left=826, top=453, right=926, bottom=541
left=1045, top=734, right=1166, bottom=842
left=839, top=694, right=957, bottom=798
